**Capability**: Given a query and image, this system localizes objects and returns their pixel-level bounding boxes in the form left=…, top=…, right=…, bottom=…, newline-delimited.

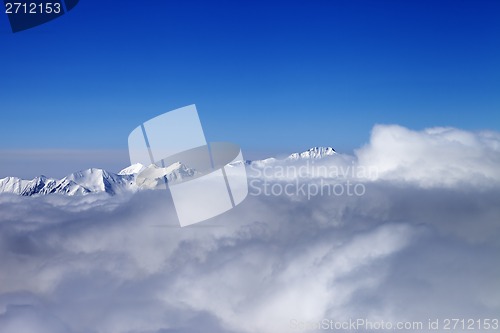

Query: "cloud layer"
left=356, top=125, right=500, bottom=187
left=1, top=125, right=499, bottom=333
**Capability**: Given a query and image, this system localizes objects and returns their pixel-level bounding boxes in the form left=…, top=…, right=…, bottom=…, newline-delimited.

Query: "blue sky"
left=1, top=0, right=499, bottom=175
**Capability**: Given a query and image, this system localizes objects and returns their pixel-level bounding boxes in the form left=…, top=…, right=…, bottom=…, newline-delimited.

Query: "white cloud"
left=1, top=125, right=499, bottom=333
left=356, top=125, right=500, bottom=187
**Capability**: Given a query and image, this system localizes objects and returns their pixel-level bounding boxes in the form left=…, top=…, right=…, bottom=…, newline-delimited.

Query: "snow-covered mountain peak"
left=135, top=161, right=198, bottom=190
left=288, top=147, right=336, bottom=160
left=163, top=161, right=195, bottom=175
left=0, top=177, right=26, bottom=195
left=64, top=168, right=134, bottom=195
left=118, top=163, right=145, bottom=175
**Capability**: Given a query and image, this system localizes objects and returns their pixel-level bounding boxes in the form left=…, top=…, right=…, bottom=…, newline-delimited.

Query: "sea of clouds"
left=1, top=125, right=499, bottom=333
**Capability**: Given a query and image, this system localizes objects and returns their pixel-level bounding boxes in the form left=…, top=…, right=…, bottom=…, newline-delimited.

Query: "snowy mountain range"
left=247, top=146, right=336, bottom=167
left=0, top=147, right=336, bottom=196
left=288, top=147, right=336, bottom=160
left=0, top=169, right=137, bottom=197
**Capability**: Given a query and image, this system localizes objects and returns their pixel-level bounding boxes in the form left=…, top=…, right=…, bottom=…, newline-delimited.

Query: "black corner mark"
left=4, top=0, right=80, bottom=33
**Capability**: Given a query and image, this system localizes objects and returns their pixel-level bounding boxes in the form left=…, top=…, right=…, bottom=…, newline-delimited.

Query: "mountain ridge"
left=0, top=147, right=337, bottom=196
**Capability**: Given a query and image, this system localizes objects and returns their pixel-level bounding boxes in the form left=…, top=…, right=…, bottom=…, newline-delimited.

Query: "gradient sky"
left=1, top=0, right=499, bottom=176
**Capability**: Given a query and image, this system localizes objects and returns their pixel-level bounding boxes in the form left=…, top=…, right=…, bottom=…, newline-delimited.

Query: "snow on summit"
left=287, top=147, right=336, bottom=160
left=0, top=147, right=337, bottom=196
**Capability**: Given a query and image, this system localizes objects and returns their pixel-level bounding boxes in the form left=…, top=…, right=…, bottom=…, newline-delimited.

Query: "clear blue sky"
left=1, top=0, right=499, bottom=156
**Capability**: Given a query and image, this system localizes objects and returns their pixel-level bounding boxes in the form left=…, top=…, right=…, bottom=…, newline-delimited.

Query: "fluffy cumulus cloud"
left=1, top=125, right=500, bottom=333
left=356, top=125, right=500, bottom=187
